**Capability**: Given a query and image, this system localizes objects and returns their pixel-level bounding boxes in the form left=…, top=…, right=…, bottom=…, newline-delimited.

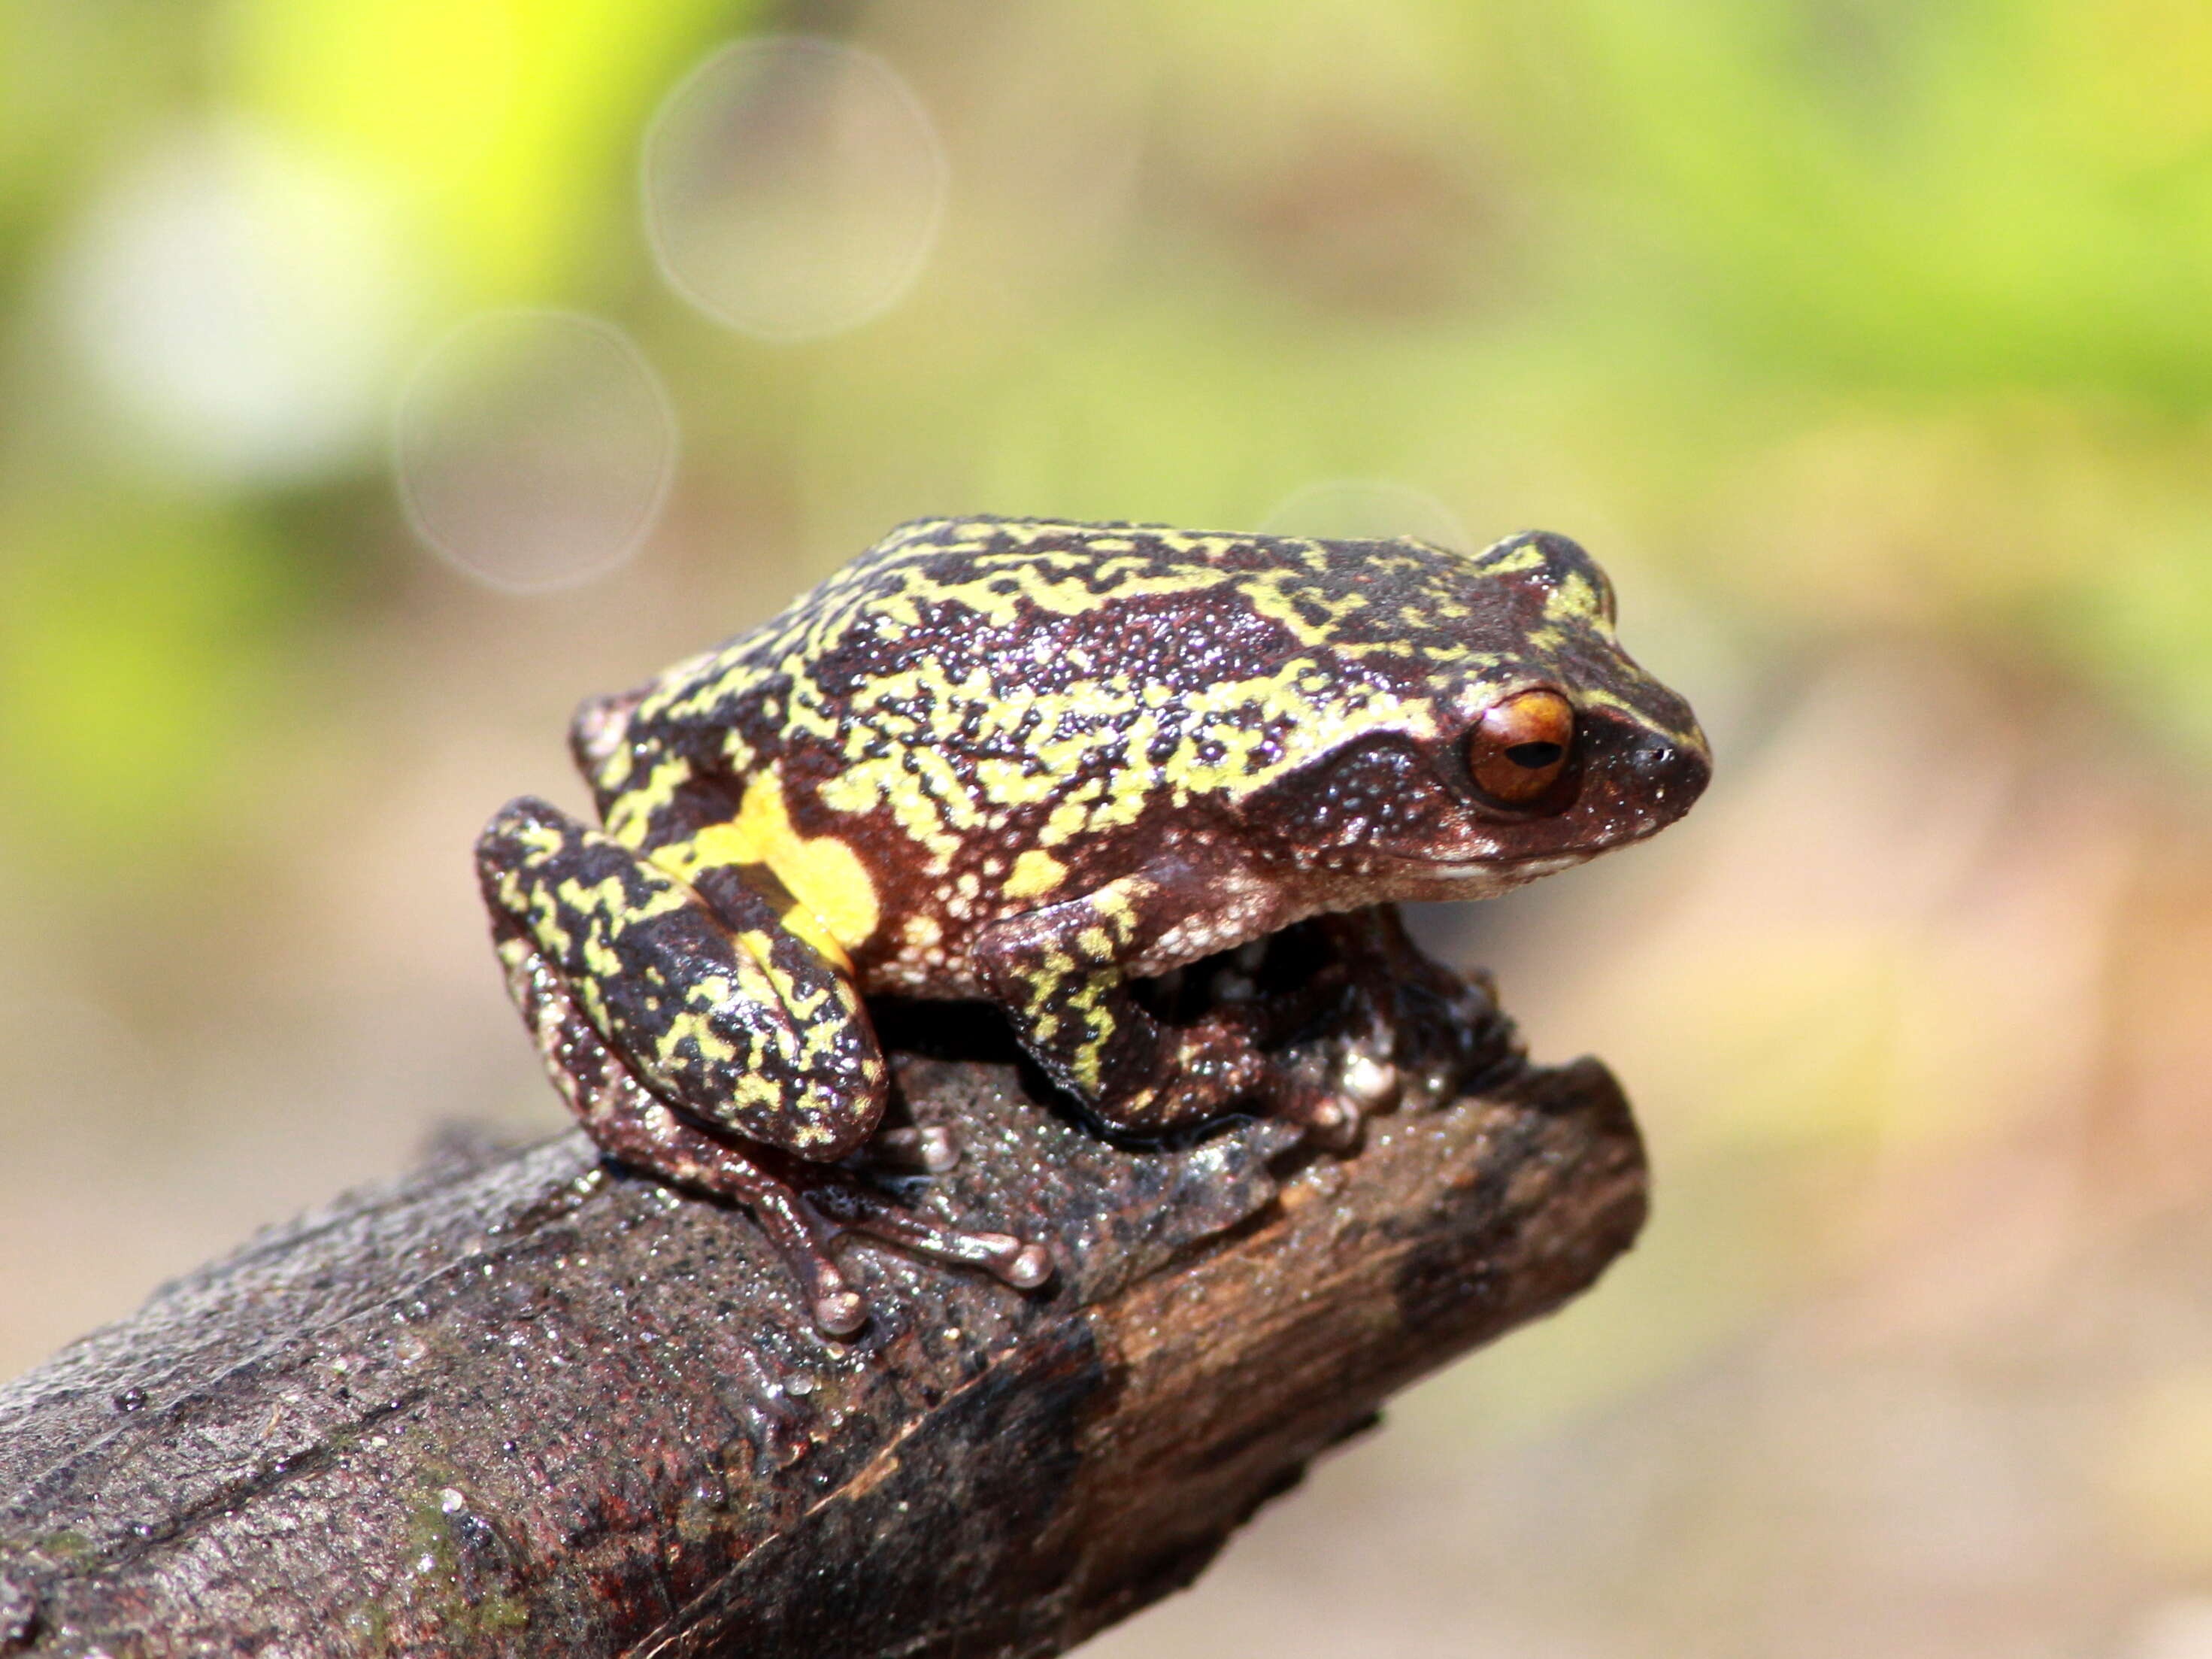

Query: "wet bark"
left=0, top=1002, right=1646, bottom=1657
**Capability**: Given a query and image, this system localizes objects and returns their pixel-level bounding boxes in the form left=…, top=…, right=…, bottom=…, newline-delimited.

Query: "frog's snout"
left=1617, top=726, right=1711, bottom=817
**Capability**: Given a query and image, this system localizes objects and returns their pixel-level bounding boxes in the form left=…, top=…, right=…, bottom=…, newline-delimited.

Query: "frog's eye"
left=1467, top=689, right=1575, bottom=806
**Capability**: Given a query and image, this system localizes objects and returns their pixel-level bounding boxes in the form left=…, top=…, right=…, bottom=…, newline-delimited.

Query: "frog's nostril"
left=1625, top=732, right=1711, bottom=805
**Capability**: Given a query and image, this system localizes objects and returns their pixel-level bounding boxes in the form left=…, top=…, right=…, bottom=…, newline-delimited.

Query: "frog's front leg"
left=1304, top=904, right=1523, bottom=1112
left=971, top=867, right=1355, bottom=1143
left=477, top=797, right=1048, bottom=1332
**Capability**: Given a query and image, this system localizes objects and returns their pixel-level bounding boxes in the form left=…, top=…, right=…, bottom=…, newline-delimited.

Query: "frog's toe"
left=804, top=1182, right=1056, bottom=1296
left=866, top=1214, right=1056, bottom=1293
left=1002, top=1240, right=1055, bottom=1290
left=1339, top=1052, right=1402, bottom=1113
left=811, top=1285, right=868, bottom=1337
left=775, top=1237, right=871, bottom=1336
left=1295, top=1091, right=1364, bottom=1151
left=1253, top=1065, right=1367, bottom=1150
left=868, top=1124, right=960, bottom=1174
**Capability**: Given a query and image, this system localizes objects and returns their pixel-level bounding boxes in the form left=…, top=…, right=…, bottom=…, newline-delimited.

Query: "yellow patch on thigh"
left=656, top=769, right=880, bottom=967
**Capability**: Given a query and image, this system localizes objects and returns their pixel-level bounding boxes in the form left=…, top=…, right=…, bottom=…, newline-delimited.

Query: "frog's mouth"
left=1404, top=815, right=1671, bottom=881
left=1396, top=848, right=1593, bottom=887
left=1353, top=845, right=1598, bottom=905
left=1446, top=851, right=1590, bottom=880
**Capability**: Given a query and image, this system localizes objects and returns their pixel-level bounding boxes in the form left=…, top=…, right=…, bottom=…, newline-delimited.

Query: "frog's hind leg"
left=478, top=794, right=886, bottom=1157
left=490, top=914, right=1049, bottom=1333
left=492, top=921, right=872, bottom=1330
left=478, top=796, right=1050, bottom=1331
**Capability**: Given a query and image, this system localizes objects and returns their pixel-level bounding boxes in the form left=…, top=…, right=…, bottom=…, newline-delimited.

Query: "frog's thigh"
left=476, top=796, right=886, bottom=1159
left=971, top=875, right=1266, bottom=1134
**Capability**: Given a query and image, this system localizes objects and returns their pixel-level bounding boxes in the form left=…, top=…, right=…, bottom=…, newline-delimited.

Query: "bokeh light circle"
left=1260, top=479, right=1472, bottom=552
left=393, top=309, right=677, bottom=594
left=642, top=35, right=949, bottom=342
left=59, top=123, right=419, bottom=484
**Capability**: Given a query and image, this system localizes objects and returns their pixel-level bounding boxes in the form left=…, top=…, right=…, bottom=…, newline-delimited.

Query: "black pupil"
left=1504, top=741, right=1564, bottom=770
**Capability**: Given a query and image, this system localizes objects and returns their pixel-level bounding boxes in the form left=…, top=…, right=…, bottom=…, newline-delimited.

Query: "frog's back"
left=689, top=514, right=1516, bottom=695
left=582, top=515, right=1569, bottom=809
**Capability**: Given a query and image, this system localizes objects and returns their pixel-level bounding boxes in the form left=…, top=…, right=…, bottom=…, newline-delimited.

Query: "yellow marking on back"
left=1003, top=848, right=1066, bottom=901
left=1038, top=793, right=1097, bottom=847
left=1547, top=572, right=1599, bottom=619
left=878, top=562, right=1235, bottom=630
left=605, top=757, right=692, bottom=848
left=513, top=818, right=567, bottom=860
left=1480, top=542, right=1550, bottom=575
left=1234, top=570, right=1368, bottom=648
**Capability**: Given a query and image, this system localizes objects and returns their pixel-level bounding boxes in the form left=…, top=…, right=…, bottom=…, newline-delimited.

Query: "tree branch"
left=0, top=1008, right=1644, bottom=1657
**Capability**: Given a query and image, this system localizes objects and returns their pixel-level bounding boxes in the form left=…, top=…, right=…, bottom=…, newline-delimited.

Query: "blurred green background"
left=8, top=2, right=2212, bottom=1653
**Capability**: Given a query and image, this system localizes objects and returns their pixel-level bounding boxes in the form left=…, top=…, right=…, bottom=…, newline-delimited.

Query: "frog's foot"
left=1268, top=1045, right=1411, bottom=1150
left=645, top=1118, right=1051, bottom=1334
left=1244, top=1063, right=1371, bottom=1151
left=798, top=1178, right=1053, bottom=1292
left=599, top=1094, right=877, bottom=1336
left=1277, top=1084, right=1365, bottom=1150
left=1159, top=916, right=1478, bottom=1145
left=1141, top=980, right=1389, bottom=1148
left=494, top=925, right=1051, bottom=1336
left=1308, top=906, right=1523, bottom=1109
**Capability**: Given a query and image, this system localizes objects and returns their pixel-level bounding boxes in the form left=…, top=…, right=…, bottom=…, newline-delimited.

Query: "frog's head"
left=1247, top=529, right=1711, bottom=902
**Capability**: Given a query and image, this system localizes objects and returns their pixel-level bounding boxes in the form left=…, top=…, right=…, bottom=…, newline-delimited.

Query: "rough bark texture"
left=0, top=1032, right=1645, bottom=1657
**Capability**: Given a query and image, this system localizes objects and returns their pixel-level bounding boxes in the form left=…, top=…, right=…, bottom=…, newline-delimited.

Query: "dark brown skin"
left=475, top=517, right=1710, bottom=1328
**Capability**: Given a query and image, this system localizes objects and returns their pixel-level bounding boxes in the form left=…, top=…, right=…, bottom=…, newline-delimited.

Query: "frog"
left=476, top=516, right=1710, bottom=1333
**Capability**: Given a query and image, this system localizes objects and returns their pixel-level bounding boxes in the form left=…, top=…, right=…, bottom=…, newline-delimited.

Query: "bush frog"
left=477, top=517, right=1710, bottom=1332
